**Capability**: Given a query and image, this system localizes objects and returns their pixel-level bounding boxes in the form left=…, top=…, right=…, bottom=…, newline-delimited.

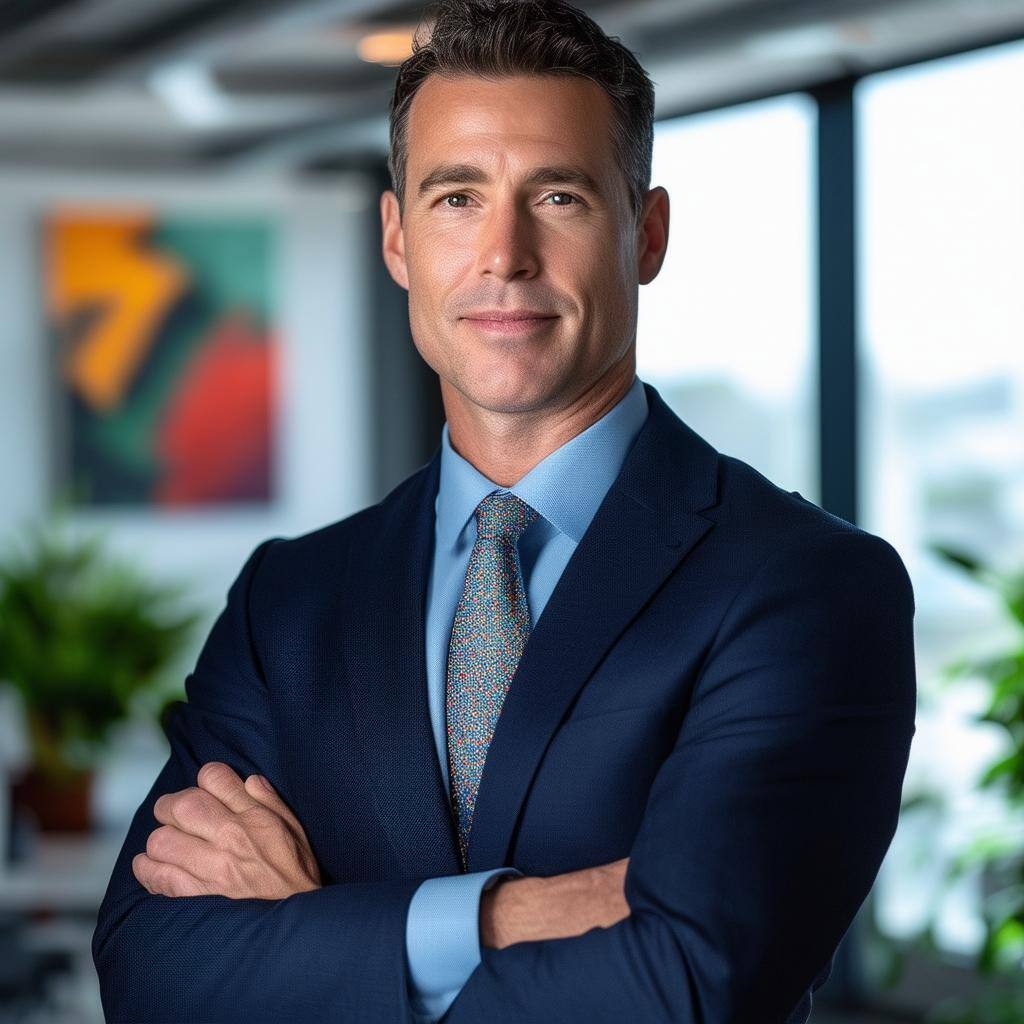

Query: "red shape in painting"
left=154, top=312, right=275, bottom=505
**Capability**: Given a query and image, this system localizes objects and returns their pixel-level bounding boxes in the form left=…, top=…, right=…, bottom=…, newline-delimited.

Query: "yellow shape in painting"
left=47, top=210, right=189, bottom=412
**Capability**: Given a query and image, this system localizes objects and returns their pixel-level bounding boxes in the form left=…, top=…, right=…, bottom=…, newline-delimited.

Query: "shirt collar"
left=436, top=374, right=649, bottom=550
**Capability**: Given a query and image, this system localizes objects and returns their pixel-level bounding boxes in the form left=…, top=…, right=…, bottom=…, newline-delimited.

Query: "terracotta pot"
left=11, top=764, right=94, bottom=832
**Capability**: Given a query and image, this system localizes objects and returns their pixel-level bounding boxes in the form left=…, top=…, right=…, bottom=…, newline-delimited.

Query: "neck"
left=443, top=356, right=636, bottom=487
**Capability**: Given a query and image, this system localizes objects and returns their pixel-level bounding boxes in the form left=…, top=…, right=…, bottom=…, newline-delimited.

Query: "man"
left=92, top=1, right=917, bottom=1021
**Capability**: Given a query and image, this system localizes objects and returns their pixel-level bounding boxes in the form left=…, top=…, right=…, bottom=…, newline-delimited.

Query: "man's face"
left=381, top=72, right=668, bottom=415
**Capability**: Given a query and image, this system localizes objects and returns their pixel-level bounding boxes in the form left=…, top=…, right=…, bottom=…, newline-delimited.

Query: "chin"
left=459, top=370, right=562, bottom=414
left=434, top=333, right=575, bottom=412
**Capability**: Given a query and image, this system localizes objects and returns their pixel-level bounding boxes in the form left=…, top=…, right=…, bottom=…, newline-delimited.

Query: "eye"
left=545, top=192, right=580, bottom=207
left=437, top=190, right=581, bottom=210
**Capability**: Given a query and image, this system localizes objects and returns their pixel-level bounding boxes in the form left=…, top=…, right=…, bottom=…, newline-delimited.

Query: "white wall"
left=0, top=169, right=379, bottom=608
left=0, top=169, right=381, bottom=828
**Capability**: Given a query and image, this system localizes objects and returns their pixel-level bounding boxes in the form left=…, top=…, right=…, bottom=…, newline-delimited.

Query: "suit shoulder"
left=716, top=452, right=853, bottom=535
left=713, top=452, right=912, bottom=596
left=281, top=460, right=435, bottom=550
left=249, top=459, right=435, bottom=584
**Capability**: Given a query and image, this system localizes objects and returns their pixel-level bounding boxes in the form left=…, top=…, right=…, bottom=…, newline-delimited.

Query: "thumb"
left=245, top=774, right=308, bottom=839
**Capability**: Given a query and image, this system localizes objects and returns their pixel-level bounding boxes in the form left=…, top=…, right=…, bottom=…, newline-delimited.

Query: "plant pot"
left=10, top=764, right=94, bottom=832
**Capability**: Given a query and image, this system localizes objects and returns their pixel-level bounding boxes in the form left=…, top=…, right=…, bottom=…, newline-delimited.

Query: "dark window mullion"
left=811, top=75, right=869, bottom=1013
left=815, top=77, right=860, bottom=529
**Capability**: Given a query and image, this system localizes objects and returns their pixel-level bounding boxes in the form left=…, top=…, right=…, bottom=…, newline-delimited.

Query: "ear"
left=636, top=186, right=669, bottom=286
left=380, top=189, right=409, bottom=291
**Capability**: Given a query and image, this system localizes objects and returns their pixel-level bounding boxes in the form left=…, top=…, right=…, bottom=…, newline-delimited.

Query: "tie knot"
left=474, top=491, right=539, bottom=541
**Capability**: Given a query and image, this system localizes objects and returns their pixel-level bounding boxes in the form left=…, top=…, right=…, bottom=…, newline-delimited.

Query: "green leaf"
left=978, top=751, right=1020, bottom=789
left=0, top=518, right=206, bottom=776
left=927, top=541, right=985, bottom=575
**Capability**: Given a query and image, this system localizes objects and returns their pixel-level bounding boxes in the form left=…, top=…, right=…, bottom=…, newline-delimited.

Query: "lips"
left=462, top=310, right=558, bottom=322
left=460, top=312, right=559, bottom=337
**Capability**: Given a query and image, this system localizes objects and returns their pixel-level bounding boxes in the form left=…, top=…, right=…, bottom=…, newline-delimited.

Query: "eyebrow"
left=416, top=163, right=601, bottom=198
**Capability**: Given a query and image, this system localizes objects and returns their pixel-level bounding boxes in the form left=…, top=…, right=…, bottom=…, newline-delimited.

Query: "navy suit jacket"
left=92, top=381, right=917, bottom=1023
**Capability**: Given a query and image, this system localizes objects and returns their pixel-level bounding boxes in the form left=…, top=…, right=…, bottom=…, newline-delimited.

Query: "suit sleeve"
left=440, top=528, right=918, bottom=1024
left=91, top=538, right=426, bottom=1024
left=407, top=867, right=525, bottom=1022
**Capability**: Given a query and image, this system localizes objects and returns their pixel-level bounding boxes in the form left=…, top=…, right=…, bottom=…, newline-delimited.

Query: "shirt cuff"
left=406, top=865, right=524, bottom=1022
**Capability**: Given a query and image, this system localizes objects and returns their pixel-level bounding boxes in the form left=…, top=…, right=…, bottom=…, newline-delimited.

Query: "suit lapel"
left=342, top=450, right=464, bottom=878
left=343, top=381, right=721, bottom=878
left=464, top=383, right=721, bottom=870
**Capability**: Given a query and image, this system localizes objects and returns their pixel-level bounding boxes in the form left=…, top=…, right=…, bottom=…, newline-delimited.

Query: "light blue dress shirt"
left=405, top=373, right=650, bottom=1022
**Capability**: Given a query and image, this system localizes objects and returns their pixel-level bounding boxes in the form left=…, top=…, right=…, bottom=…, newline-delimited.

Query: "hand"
left=132, top=761, right=322, bottom=900
left=480, top=856, right=631, bottom=949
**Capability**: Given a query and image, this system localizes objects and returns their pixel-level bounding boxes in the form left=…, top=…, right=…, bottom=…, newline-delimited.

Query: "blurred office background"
left=0, top=1, right=1022, bottom=1021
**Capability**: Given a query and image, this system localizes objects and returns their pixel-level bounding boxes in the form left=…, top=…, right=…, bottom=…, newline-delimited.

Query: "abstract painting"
left=43, top=207, right=278, bottom=506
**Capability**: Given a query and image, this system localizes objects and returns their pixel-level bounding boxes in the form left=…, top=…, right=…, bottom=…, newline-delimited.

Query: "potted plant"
left=0, top=512, right=202, bottom=832
left=893, top=543, right=1024, bottom=1023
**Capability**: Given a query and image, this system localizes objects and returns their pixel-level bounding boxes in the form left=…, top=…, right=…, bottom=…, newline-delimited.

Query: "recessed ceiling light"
left=357, top=29, right=415, bottom=66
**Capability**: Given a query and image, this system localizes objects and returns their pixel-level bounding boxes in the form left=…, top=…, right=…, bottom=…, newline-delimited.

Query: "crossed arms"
left=93, top=527, right=917, bottom=1023
left=129, top=756, right=631, bottom=946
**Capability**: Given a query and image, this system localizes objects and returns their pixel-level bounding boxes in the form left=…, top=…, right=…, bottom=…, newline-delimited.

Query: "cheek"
left=408, top=250, right=475, bottom=346
left=409, top=223, right=476, bottom=286
left=553, top=220, right=620, bottom=280
left=596, top=233, right=635, bottom=298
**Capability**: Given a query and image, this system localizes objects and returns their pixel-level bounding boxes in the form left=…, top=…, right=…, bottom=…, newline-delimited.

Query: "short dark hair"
left=387, top=0, right=655, bottom=221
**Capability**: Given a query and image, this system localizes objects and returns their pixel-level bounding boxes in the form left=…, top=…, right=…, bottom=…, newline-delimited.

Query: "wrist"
left=479, top=874, right=549, bottom=950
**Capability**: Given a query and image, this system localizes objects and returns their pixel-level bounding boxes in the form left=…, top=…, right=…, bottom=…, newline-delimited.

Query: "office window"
left=857, top=40, right=1024, bottom=956
left=637, top=93, right=818, bottom=499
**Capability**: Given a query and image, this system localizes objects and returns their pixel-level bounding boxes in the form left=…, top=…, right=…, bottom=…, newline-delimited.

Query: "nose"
left=475, top=199, right=539, bottom=280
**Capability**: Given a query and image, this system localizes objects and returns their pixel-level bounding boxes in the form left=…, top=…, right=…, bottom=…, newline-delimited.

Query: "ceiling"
left=2, top=0, right=1024, bottom=175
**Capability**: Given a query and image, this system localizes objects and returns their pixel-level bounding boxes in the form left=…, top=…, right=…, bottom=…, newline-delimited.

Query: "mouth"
left=460, top=314, right=559, bottom=337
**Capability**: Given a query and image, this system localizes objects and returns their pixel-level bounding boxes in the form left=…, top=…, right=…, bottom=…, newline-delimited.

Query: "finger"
left=153, top=785, right=232, bottom=843
left=244, top=775, right=309, bottom=840
left=196, top=761, right=262, bottom=814
left=132, top=852, right=211, bottom=897
left=145, top=824, right=225, bottom=885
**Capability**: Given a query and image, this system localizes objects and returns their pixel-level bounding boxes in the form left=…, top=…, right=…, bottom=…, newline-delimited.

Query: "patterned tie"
left=446, top=490, right=540, bottom=870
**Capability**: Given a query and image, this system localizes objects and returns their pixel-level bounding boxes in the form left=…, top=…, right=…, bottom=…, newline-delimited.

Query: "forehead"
left=404, top=73, right=617, bottom=177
